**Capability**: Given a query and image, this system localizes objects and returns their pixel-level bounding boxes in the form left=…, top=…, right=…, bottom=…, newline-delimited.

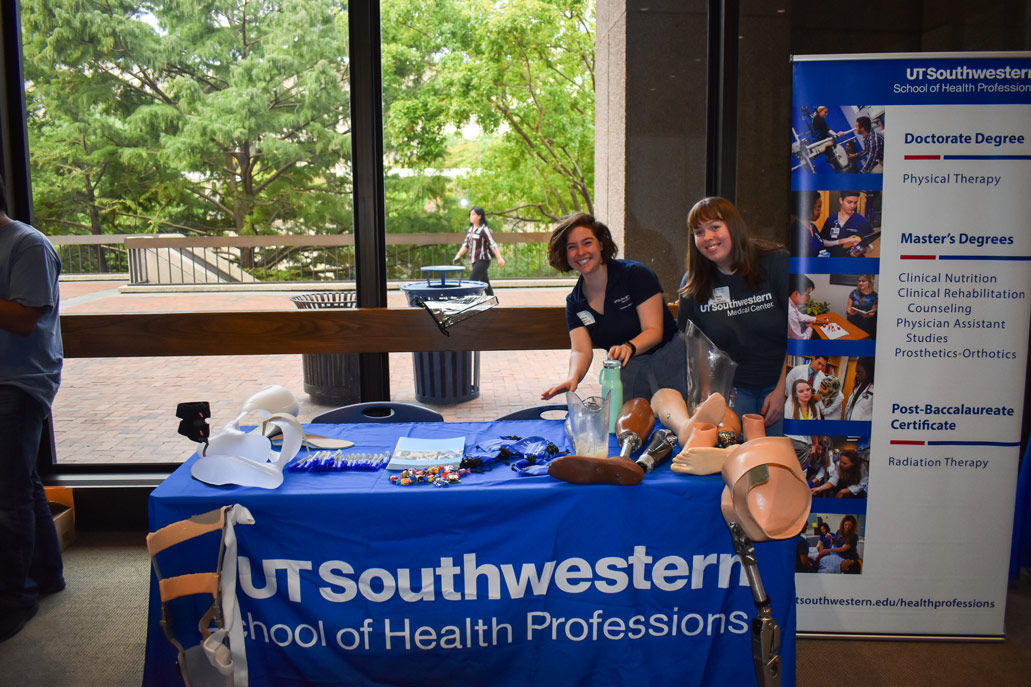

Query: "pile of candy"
left=287, top=451, right=389, bottom=472
left=390, top=466, right=470, bottom=487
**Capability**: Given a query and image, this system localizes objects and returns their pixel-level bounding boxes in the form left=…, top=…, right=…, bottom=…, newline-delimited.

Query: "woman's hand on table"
left=542, top=378, right=577, bottom=400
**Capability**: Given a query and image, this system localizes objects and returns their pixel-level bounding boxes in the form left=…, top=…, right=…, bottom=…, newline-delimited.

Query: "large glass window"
left=378, top=0, right=595, bottom=276
left=20, top=0, right=356, bottom=466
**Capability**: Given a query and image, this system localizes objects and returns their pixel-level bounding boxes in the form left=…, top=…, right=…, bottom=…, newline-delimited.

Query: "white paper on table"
left=387, top=436, right=465, bottom=470
left=819, top=322, right=849, bottom=339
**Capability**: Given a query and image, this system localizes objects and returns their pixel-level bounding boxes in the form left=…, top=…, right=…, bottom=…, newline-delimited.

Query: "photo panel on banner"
left=788, top=52, right=1031, bottom=637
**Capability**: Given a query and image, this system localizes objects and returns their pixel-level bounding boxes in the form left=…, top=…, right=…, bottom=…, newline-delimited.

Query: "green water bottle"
left=599, top=359, right=623, bottom=434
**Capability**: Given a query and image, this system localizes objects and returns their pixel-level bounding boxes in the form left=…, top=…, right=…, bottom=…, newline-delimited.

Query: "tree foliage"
left=23, top=0, right=352, bottom=236
left=381, top=0, right=595, bottom=226
left=22, top=0, right=595, bottom=242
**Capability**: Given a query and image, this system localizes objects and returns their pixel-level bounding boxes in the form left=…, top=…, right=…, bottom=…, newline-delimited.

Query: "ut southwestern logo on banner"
left=236, top=545, right=750, bottom=604
left=905, top=65, right=1031, bottom=81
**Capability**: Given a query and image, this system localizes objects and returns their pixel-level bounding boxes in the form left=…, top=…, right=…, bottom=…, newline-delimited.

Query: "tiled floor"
left=56, top=281, right=603, bottom=464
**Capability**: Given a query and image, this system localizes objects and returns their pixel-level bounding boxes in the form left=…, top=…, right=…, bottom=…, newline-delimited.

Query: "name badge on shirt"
left=710, top=286, right=731, bottom=305
left=829, top=224, right=840, bottom=239
left=576, top=310, right=596, bottom=326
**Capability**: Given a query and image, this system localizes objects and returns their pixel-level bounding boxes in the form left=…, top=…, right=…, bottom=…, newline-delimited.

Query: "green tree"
left=381, top=0, right=595, bottom=226
left=22, top=0, right=353, bottom=239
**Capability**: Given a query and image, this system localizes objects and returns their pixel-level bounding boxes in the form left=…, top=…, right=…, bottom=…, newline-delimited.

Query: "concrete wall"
left=595, top=1, right=709, bottom=298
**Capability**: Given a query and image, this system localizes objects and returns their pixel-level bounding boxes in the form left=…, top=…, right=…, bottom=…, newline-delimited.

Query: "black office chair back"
left=312, top=402, right=443, bottom=424
left=495, top=404, right=568, bottom=421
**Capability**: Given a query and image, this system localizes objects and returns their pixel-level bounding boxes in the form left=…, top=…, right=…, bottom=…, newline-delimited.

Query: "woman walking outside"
left=453, top=206, right=504, bottom=296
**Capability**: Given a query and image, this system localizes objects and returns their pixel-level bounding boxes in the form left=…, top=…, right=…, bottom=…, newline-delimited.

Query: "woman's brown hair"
left=680, top=197, right=781, bottom=302
left=547, top=212, right=618, bottom=273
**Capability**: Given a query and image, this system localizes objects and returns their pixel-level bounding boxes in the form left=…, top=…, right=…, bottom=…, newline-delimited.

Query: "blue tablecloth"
left=144, top=420, right=796, bottom=687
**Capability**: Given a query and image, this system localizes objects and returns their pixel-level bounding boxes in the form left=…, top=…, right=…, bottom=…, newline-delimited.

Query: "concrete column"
left=595, top=0, right=710, bottom=297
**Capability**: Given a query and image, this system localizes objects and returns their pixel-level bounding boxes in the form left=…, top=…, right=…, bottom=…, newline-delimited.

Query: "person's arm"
left=542, top=326, right=594, bottom=400
left=607, top=293, right=665, bottom=366
left=826, top=235, right=861, bottom=250
left=453, top=244, right=468, bottom=264
left=811, top=482, right=834, bottom=496
left=847, top=462, right=869, bottom=496
left=846, top=292, right=857, bottom=316
left=0, top=299, right=45, bottom=337
left=861, top=134, right=882, bottom=172
left=811, top=469, right=839, bottom=495
left=821, top=220, right=861, bottom=250
left=817, top=539, right=853, bottom=559
left=760, top=362, right=788, bottom=426
left=490, top=245, right=505, bottom=269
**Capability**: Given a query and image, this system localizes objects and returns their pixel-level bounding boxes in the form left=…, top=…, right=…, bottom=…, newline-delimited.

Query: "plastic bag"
left=683, top=320, right=738, bottom=414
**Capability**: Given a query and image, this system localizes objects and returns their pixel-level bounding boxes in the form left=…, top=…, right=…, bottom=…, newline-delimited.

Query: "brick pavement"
left=56, top=281, right=603, bottom=465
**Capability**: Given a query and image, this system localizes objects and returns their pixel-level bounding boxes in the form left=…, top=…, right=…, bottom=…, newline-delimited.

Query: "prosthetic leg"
left=719, top=436, right=811, bottom=687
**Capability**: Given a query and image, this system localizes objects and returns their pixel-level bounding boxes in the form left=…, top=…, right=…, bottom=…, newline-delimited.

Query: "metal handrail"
left=47, top=232, right=555, bottom=285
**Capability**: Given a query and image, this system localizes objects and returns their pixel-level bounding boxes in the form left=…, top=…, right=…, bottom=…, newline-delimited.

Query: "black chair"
left=312, top=402, right=443, bottom=423
left=495, top=404, right=568, bottom=421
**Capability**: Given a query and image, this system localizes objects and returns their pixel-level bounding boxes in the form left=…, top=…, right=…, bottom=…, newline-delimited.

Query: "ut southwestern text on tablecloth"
left=145, top=420, right=796, bottom=687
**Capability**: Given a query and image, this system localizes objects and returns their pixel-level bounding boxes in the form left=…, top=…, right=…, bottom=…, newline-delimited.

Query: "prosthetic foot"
left=672, top=445, right=739, bottom=475
left=547, top=454, right=644, bottom=486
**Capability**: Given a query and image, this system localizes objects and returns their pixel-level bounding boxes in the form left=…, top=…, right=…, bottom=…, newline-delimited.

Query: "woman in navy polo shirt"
left=541, top=212, right=687, bottom=401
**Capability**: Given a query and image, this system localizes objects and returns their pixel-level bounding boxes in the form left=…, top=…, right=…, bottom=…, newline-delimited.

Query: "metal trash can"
left=399, top=267, right=487, bottom=404
left=290, top=291, right=360, bottom=405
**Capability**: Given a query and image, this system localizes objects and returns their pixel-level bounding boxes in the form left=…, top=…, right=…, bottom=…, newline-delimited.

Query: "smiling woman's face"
left=566, top=225, right=602, bottom=275
left=693, top=218, right=733, bottom=272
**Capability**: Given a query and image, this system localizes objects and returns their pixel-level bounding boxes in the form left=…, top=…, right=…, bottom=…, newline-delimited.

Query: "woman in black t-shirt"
left=678, top=197, right=789, bottom=434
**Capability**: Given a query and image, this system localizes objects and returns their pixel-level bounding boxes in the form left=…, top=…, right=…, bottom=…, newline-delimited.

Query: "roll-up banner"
left=787, top=52, right=1031, bottom=636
